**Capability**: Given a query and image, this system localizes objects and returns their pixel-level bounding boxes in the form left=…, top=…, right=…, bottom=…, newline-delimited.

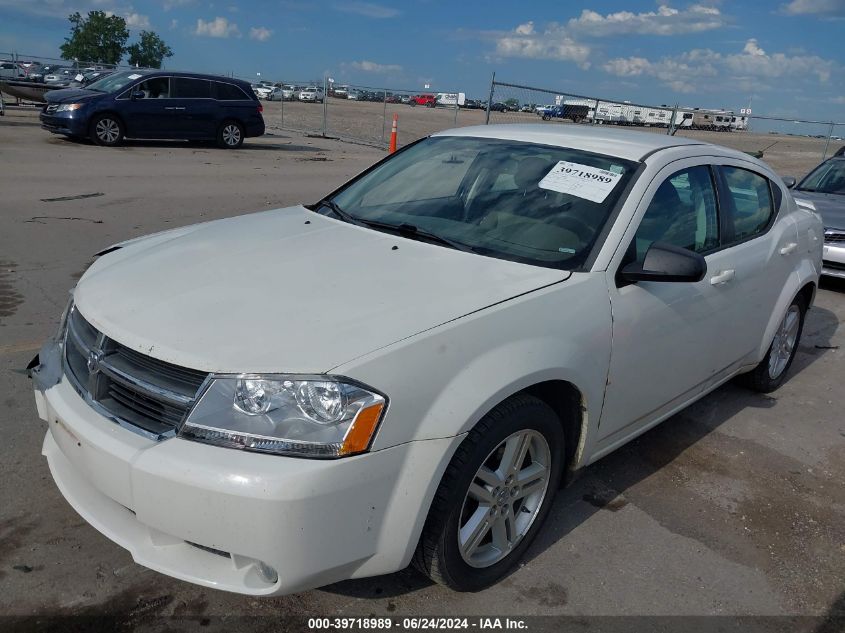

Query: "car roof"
left=140, top=70, right=252, bottom=88
left=434, top=124, right=713, bottom=162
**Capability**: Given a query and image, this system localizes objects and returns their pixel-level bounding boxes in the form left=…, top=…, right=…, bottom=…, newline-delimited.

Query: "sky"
left=1, top=0, right=844, bottom=122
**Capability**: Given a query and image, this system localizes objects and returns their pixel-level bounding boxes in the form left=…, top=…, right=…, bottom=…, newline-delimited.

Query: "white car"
left=31, top=125, right=822, bottom=596
left=251, top=84, right=272, bottom=99
left=298, top=86, right=324, bottom=102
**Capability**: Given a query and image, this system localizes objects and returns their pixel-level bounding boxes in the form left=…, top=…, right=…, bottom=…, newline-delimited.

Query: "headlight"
left=180, top=376, right=387, bottom=458
left=56, top=103, right=84, bottom=112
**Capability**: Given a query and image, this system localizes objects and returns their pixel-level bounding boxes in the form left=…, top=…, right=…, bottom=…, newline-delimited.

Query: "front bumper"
left=33, top=343, right=461, bottom=595
left=39, top=111, right=88, bottom=137
left=822, top=242, right=845, bottom=279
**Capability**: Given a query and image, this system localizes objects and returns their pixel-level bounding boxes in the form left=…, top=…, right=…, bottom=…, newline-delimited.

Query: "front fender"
left=335, top=274, right=612, bottom=459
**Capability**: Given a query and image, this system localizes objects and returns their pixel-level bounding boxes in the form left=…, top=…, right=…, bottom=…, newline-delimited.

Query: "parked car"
left=332, top=85, right=349, bottom=98
left=409, top=93, right=436, bottom=107
left=346, top=89, right=361, bottom=100
left=30, top=125, right=821, bottom=597
left=43, top=67, right=75, bottom=83
left=787, top=155, right=845, bottom=278
left=298, top=86, right=324, bottom=102
left=488, top=102, right=509, bottom=112
left=520, top=104, right=532, bottom=113
left=40, top=70, right=265, bottom=148
left=0, top=60, right=24, bottom=80
left=251, top=83, right=272, bottom=99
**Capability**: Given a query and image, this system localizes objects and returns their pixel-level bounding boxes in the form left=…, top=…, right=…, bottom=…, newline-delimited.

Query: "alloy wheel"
left=96, top=118, right=119, bottom=144
left=222, top=124, right=241, bottom=147
left=768, top=304, right=800, bottom=379
left=457, top=429, right=551, bottom=568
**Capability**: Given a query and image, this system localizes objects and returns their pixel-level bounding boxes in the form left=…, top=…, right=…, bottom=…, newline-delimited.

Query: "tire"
left=90, top=113, right=124, bottom=146
left=741, top=295, right=807, bottom=393
left=413, top=394, right=565, bottom=591
left=217, top=120, right=244, bottom=149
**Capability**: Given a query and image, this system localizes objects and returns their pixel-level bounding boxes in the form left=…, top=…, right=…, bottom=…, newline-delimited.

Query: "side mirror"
left=620, top=241, right=707, bottom=284
left=782, top=176, right=797, bottom=189
left=131, top=91, right=145, bottom=100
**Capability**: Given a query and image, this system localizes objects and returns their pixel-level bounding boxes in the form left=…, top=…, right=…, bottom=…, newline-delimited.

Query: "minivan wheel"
left=90, top=114, right=124, bottom=146
left=741, top=295, right=807, bottom=393
left=218, top=120, right=244, bottom=149
left=413, top=394, right=564, bottom=591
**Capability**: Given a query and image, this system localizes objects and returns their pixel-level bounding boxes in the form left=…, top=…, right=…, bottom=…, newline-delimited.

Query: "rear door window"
left=215, top=82, right=249, bottom=100
left=173, top=78, right=211, bottom=99
left=720, top=166, right=775, bottom=243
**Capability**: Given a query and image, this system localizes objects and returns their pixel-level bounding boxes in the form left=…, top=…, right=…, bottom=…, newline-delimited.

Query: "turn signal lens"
left=340, top=402, right=385, bottom=455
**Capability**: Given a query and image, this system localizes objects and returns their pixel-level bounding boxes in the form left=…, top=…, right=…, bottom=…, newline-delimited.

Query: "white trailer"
left=435, top=92, right=465, bottom=107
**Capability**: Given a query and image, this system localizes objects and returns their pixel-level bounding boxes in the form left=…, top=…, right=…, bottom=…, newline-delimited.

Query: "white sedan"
left=298, top=86, right=324, bottom=102
left=30, top=125, right=822, bottom=596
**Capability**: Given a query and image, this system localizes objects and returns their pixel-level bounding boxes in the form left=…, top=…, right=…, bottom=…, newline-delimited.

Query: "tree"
left=504, top=98, right=520, bottom=109
left=126, top=31, right=174, bottom=69
left=60, top=11, right=129, bottom=66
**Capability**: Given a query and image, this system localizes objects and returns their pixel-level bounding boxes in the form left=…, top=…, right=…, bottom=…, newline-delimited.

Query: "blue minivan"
left=40, top=70, right=265, bottom=148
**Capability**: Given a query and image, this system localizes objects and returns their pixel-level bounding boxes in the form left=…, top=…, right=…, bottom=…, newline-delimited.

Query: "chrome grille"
left=824, top=229, right=845, bottom=244
left=63, top=306, right=209, bottom=439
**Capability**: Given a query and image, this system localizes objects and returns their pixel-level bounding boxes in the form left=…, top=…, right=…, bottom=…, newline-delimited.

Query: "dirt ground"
left=0, top=107, right=843, bottom=630
left=258, top=97, right=844, bottom=178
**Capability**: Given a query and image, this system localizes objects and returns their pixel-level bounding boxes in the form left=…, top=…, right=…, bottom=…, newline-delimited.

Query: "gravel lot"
left=1, top=108, right=843, bottom=630
left=261, top=97, right=844, bottom=178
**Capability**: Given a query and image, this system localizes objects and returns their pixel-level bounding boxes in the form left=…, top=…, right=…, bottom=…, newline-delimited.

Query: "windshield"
left=797, top=159, right=845, bottom=195
left=327, top=136, right=639, bottom=270
left=85, top=70, right=148, bottom=93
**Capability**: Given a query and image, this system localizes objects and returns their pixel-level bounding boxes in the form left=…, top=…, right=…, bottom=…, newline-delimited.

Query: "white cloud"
left=780, top=0, right=845, bottom=16
left=163, top=0, right=196, bottom=10
left=334, top=2, right=400, bottom=18
left=194, top=16, right=240, bottom=38
left=249, top=26, right=273, bottom=41
left=169, top=18, right=178, bottom=29
left=568, top=4, right=727, bottom=37
left=494, top=23, right=591, bottom=66
left=124, top=12, right=150, bottom=29
left=602, top=39, right=838, bottom=93
left=347, top=60, right=403, bottom=73
left=830, top=95, right=845, bottom=104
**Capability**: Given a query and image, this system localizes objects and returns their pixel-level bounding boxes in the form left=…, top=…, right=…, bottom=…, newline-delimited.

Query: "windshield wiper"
left=315, top=199, right=367, bottom=227
left=315, top=201, right=476, bottom=253
left=362, top=220, right=477, bottom=253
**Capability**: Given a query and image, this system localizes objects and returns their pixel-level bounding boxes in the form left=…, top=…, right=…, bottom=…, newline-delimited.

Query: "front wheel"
left=414, top=394, right=564, bottom=591
left=741, top=295, right=806, bottom=392
left=217, top=120, right=244, bottom=149
left=90, top=114, right=124, bottom=146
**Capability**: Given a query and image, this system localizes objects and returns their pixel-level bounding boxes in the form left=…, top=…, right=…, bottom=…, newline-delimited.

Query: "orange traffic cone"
left=388, top=113, right=398, bottom=154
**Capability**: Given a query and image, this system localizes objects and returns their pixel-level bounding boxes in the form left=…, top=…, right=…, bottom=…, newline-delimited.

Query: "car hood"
left=45, top=87, right=100, bottom=103
left=792, top=190, right=845, bottom=230
left=74, top=206, right=569, bottom=374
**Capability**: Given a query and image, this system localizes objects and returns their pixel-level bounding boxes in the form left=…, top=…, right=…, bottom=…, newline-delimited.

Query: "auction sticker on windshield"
left=539, top=161, right=623, bottom=203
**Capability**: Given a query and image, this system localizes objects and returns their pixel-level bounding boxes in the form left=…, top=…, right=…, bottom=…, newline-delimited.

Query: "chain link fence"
left=259, top=79, right=479, bottom=147
left=486, top=77, right=845, bottom=178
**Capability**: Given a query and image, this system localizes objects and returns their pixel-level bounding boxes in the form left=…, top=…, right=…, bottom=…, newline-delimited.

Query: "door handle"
left=779, top=242, right=798, bottom=256
left=710, top=269, right=735, bottom=285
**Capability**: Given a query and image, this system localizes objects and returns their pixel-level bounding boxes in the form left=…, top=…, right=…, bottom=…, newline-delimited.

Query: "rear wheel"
left=90, top=114, right=124, bottom=146
left=414, top=394, right=564, bottom=591
left=741, top=295, right=806, bottom=392
left=217, top=120, right=244, bottom=149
